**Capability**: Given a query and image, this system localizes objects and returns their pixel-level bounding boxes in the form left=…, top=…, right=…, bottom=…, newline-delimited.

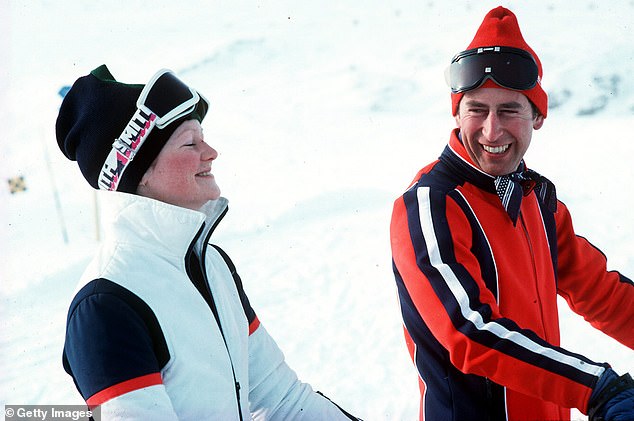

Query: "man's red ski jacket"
left=390, top=130, right=634, bottom=421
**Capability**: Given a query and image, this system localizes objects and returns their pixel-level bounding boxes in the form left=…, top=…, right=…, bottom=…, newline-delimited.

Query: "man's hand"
left=588, top=368, right=634, bottom=421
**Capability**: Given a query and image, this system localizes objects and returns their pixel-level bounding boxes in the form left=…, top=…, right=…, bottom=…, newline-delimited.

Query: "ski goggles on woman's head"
left=446, top=46, right=539, bottom=94
left=138, top=69, right=207, bottom=129
left=98, top=69, right=209, bottom=191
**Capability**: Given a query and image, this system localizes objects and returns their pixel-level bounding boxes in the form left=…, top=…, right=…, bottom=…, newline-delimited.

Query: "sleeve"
left=63, top=279, right=178, bottom=420
left=390, top=185, right=608, bottom=413
left=555, top=201, right=634, bottom=349
left=247, top=323, right=359, bottom=420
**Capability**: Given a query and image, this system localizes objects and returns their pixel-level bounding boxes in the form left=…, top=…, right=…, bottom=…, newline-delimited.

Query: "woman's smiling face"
left=138, top=119, right=220, bottom=210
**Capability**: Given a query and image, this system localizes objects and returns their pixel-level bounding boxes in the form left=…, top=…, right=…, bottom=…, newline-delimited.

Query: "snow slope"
left=2, top=1, right=634, bottom=419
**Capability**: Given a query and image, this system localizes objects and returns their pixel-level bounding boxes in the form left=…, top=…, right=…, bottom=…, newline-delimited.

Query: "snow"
left=2, top=1, right=634, bottom=420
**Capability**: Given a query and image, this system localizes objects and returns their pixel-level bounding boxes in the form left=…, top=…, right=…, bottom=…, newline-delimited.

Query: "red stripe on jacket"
left=86, top=373, right=163, bottom=408
left=249, top=316, right=261, bottom=335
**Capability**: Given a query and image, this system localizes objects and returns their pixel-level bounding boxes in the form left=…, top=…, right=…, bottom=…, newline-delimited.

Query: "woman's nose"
left=202, top=142, right=218, bottom=161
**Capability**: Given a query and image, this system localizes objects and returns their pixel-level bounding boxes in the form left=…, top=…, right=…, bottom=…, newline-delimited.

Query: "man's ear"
left=454, top=111, right=462, bottom=128
left=533, top=114, right=544, bottom=130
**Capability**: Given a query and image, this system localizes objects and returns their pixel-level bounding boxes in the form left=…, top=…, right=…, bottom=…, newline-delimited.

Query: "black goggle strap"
left=98, top=69, right=207, bottom=191
left=445, top=46, right=538, bottom=94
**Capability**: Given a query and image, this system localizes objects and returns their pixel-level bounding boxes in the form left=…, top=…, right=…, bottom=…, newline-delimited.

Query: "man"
left=390, top=7, right=634, bottom=421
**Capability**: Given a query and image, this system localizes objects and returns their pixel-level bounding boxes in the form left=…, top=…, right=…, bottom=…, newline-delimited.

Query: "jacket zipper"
left=518, top=211, right=549, bottom=341
left=199, top=255, right=244, bottom=420
left=187, top=222, right=244, bottom=421
left=485, top=378, right=494, bottom=421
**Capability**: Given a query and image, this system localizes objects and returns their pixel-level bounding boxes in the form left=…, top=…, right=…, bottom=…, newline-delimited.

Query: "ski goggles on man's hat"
left=446, top=46, right=539, bottom=94
left=98, top=69, right=209, bottom=191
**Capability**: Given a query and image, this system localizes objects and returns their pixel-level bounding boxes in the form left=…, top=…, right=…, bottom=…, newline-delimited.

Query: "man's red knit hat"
left=451, top=6, right=547, bottom=118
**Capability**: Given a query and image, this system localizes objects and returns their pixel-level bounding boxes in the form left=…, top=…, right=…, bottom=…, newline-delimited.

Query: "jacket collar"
left=441, top=129, right=556, bottom=224
left=101, top=191, right=229, bottom=260
left=194, top=198, right=229, bottom=258
left=440, top=129, right=498, bottom=194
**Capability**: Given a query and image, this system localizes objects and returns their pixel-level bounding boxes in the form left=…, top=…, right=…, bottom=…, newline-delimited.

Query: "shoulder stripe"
left=449, top=189, right=499, bottom=300
left=210, top=245, right=257, bottom=325
left=86, top=372, right=163, bottom=408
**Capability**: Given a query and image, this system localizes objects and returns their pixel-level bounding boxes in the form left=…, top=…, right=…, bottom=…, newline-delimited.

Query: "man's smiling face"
left=455, top=87, right=544, bottom=176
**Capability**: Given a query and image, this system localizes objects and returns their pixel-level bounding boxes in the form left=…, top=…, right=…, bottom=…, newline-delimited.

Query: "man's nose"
left=481, top=112, right=503, bottom=141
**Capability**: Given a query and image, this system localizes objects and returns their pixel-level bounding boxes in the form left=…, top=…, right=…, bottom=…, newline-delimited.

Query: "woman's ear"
left=136, top=167, right=152, bottom=195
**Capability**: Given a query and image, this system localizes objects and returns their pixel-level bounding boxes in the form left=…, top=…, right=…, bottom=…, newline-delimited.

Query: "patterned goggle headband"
left=98, top=69, right=208, bottom=191
left=446, top=46, right=539, bottom=94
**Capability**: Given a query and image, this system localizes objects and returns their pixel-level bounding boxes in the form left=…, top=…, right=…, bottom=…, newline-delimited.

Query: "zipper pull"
left=235, top=381, right=244, bottom=421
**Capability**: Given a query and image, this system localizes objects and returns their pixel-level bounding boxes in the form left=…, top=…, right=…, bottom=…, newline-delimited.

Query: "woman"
left=56, top=65, right=359, bottom=420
